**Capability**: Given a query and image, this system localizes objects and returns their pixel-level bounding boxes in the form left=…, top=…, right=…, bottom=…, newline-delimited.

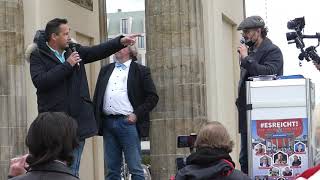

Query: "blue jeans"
left=239, top=133, right=248, bottom=174
left=103, top=115, right=144, bottom=180
left=70, top=140, right=85, bottom=177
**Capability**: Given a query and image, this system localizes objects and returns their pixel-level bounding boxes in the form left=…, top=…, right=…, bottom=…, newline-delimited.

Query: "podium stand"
left=246, top=78, right=315, bottom=180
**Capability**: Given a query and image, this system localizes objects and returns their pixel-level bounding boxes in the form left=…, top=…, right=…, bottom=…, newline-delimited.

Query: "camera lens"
left=287, top=20, right=296, bottom=30
left=286, top=32, right=297, bottom=41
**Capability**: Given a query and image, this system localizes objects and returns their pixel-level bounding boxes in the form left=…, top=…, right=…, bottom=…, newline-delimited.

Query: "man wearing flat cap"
left=236, top=15, right=283, bottom=174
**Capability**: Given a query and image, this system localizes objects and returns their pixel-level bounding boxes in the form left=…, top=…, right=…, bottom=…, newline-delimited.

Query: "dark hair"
left=261, top=27, right=268, bottom=39
left=45, top=18, right=68, bottom=42
left=26, top=112, right=78, bottom=167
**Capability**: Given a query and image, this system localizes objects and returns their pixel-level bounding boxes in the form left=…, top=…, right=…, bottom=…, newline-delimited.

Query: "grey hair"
left=128, top=45, right=138, bottom=61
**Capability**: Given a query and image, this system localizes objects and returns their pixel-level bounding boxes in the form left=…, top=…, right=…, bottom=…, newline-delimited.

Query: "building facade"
left=146, top=0, right=245, bottom=178
left=0, top=0, right=106, bottom=179
left=107, top=9, right=146, bottom=65
left=0, top=0, right=245, bottom=179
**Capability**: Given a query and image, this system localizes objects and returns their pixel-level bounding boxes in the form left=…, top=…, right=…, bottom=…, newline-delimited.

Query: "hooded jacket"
left=176, top=147, right=251, bottom=180
left=28, top=30, right=125, bottom=140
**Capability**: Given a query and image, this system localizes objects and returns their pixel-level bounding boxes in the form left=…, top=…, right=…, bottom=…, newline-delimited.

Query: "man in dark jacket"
left=29, top=18, right=137, bottom=177
left=93, top=45, right=158, bottom=179
left=236, top=16, right=283, bottom=174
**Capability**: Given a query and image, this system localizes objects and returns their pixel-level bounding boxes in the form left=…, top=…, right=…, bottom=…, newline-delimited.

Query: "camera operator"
left=175, top=122, right=251, bottom=180
left=236, top=15, right=284, bottom=174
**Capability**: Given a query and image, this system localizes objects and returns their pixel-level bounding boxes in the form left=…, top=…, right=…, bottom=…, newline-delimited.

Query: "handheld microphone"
left=238, top=37, right=246, bottom=53
left=240, top=37, right=245, bottom=44
left=69, top=42, right=80, bottom=67
left=69, top=42, right=77, bottom=52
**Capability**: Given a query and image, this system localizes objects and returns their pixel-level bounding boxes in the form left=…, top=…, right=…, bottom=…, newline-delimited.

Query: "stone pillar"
left=145, top=0, right=207, bottom=179
left=99, top=0, right=109, bottom=66
left=0, top=0, right=27, bottom=179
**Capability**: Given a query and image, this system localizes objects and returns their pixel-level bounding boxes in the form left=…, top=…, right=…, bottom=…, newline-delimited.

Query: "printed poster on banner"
left=251, top=118, right=308, bottom=180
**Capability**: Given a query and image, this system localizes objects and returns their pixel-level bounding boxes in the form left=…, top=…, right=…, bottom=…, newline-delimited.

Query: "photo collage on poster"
left=251, top=118, right=308, bottom=180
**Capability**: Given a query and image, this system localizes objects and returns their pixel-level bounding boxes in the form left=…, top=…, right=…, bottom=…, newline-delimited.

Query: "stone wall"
left=145, top=0, right=207, bottom=179
left=68, top=0, right=93, bottom=11
left=0, top=0, right=27, bottom=179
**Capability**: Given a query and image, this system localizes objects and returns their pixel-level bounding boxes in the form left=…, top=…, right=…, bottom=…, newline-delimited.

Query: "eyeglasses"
left=241, top=29, right=256, bottom=36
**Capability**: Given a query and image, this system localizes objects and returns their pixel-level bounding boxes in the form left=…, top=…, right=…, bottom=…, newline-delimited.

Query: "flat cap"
left=237, top=16, right=265, bottom=30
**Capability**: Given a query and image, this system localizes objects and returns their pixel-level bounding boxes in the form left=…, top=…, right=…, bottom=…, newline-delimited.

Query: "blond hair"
left=195, top=121, right=234, bottom=153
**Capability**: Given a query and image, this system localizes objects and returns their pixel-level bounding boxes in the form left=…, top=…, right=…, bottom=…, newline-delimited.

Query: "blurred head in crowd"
left=195, top=121, right=234, bottom=153
left=25, top=112, right=78, bottom=167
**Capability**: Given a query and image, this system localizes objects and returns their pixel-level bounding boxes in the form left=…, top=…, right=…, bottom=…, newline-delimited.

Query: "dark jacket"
left=29, top=30, right=125, bottom=140
left=292, top=159, right=301, bottom=166
left=10, top=161, right=78, bottom=180
left=176, top=147, right=251, bottom=180
left=237, top=38, right=283, bottom=133
left=93, top=61, right=159, bottom=138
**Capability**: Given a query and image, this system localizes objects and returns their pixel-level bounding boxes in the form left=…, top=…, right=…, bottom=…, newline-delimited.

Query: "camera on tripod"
left=287, top=17, right=305, bottom=32
left=286, top=17, right=320, bottom=64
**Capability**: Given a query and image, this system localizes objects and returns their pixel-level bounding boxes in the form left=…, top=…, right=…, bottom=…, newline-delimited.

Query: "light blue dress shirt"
left=47, top=43, right=66, bottom=63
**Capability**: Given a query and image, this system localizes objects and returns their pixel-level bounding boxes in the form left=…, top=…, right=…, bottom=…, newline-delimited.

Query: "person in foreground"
left=8, top=112, right=79, bottom=180
left=175, top=121, right=251, bottom=180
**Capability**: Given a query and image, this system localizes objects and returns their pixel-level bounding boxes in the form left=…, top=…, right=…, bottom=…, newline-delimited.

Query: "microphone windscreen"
left=69, top=43, right=77, bottom=52
left=68, top=38, right=78, bottom=52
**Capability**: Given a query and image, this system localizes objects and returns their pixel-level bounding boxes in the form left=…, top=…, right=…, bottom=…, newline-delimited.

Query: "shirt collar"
left=46, top=42, right=66, bottom=57
left=123, top=59, right=132, bottom=68
left=116, top=59, right=132, bottom=69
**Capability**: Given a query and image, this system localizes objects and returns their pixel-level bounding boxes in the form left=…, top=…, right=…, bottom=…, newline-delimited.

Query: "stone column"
left=0, top=0, right=27, bottom=179
left=145, top=0, right=207, bottom=179
left=99, top=0, right=109, bottom=66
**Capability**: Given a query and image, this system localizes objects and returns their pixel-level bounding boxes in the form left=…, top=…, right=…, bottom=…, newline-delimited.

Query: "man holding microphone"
left=236, top=16, right=283, bottom=174
left=29, top=18, right=138, bottom=177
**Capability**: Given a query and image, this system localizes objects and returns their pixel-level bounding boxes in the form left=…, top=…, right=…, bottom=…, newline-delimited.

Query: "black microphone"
left=69, top=42, right=77, bottom=52
left=69, top=42, right=80, bottom=67
left=240, top=37, right=245, bottom=44
left=238, top=37, right=246, bottom=53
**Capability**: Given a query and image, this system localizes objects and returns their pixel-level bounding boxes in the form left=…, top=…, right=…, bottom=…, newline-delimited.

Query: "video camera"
left=286, top=17, right=320, bottom=64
